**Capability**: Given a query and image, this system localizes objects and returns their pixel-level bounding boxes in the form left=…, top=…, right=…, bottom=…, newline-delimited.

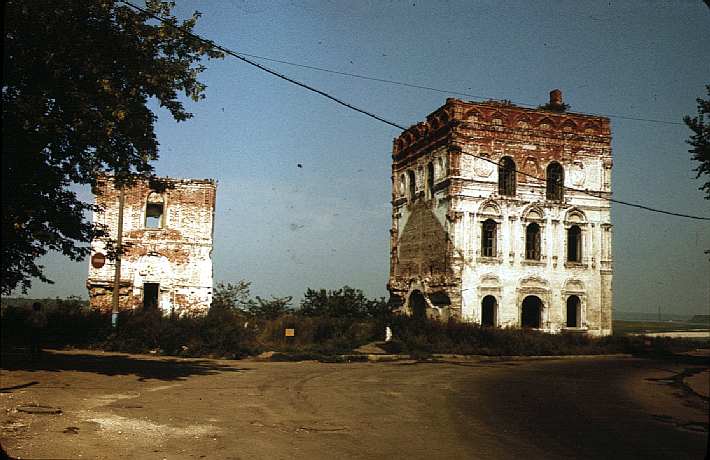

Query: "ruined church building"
left=388, top=90, right=613, bottom=336
left=87, top=176, right=216, bottom=315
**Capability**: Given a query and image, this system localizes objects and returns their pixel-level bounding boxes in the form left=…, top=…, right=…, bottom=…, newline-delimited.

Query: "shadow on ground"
left=0, top=350, right=250, bottom=382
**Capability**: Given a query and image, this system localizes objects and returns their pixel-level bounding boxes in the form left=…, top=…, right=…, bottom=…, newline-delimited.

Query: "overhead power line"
left=214, top=51, right=684, bottom=127
left=119, top=1, right=709, bottom=221
left=120, top=1, right=405, bottom=131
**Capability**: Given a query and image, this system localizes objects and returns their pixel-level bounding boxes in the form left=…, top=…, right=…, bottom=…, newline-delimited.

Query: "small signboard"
left=91, top=253, right=106, bottom=268
left=284, top=328, right=295, bottom=337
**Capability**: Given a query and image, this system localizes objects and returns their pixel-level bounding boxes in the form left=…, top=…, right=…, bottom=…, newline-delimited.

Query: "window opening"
left=408, top=170, right=416, bottom=201
left=546, top=162, right=564, bottom=201
left=481, top=295, right=497, bottom=326
left=427, top=162, right=435, bottom=198
left=409, top=290, right=427, bottom=319
left=145, top=192, right=165, bottom=228
left=498, top=156, right=516, bottom=196
left=525, top=223, right=541, bottom=260
left=521, top=296, right=542, bottom=328
left=567, top=225, right=582, bottom=262
left=143, top=283, right=159, bottom=310
left=481, top=219, right=497, bottom=257
left=567, top=295, right=581, bottom=327
left=429, top=292, right=451, bottom=307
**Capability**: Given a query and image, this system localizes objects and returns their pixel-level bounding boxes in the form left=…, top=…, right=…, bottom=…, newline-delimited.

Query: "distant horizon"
left=2, top=294, right=708, bottom=318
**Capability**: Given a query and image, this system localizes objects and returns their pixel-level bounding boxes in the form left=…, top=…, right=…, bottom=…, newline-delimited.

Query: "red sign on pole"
left=91, top=253, right=106, bottom=269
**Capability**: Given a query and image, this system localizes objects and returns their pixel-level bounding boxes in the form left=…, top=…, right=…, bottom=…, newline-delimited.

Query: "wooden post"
left=111, top=185, right=125, bottom=328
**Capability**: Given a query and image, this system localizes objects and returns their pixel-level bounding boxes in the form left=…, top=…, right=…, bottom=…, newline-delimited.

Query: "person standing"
left=27, top=302, right=47, bottom=359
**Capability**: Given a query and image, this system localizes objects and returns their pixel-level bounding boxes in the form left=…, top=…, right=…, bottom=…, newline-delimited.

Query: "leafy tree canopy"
left=251, top=296, right=294, bottom=320
left=683, top=85, right=710, bottom=199
left=211, top=281, right=254, bottom=312
left=298, top=286, right=389, bottom=319
left=1, top=0, right=223, bottom=294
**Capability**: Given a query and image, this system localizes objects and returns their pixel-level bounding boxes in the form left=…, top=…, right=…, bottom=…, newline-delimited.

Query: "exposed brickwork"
left=87, top=176, right=216, bottom=316
left=388, top=93, right=613, bottom=335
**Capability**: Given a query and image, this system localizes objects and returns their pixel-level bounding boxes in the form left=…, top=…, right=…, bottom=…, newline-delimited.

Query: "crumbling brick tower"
left=388, top=90, right=613, bottom=336
left=87, top=176, right=217, bottom=315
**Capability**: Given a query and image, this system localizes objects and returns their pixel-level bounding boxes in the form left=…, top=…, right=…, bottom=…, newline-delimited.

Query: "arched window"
left=546, top=162, right=564, bottom=201
left=427, top=161, right=435, bottom=198
left=481, top=295, right=497, bottom=326
left=407, top=170, right=416, bottom=201
left=409, top=290, right=427, bottom=319
left=567, top=225, right=582, bottom=262
left=498, top=156, right=516, bottom=196
left=521, top=295, right=542, bottom=328
left=481, top=219, right=497, bottom=257
left=566, top=295, right=581, bottom=327
left=145, top=192, right=165, bottom=228
left=525, top=223, right=541, bottom=260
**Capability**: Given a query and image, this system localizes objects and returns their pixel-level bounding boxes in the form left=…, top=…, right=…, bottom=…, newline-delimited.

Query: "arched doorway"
left=409, top=290, right=427, bottom=319
left=521, top=295, right=543, bottom=328
left=566, top=295, right=581, bottom=327
left=481, top=295, right=497, bottom=326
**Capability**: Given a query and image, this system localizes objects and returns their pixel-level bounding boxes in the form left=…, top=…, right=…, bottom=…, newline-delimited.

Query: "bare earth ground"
left=1, top=350, right=707, bottom=460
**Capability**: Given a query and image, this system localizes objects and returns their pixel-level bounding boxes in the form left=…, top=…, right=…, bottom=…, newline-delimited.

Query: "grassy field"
left=613, top=319, right=710, bottom=334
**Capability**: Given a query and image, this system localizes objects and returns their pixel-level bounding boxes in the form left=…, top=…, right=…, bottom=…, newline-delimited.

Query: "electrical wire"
left=213, top=50, right=684, bottom=126
left=119, top=1, right=709, bottom=221
left=120, top=1, right=406, bottom=131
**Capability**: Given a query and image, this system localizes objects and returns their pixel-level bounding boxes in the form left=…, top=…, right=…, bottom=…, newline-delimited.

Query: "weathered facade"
left=388, top=91, right=613, bottom=335
left=87, top=176, right=216, bottom=315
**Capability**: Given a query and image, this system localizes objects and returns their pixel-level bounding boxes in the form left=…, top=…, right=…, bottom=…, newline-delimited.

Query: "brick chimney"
left=549, top=89, right=563, bottom=109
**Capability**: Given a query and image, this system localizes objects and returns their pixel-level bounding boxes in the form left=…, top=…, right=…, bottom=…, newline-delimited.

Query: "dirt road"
left=1, top=350, right=707, bottom=459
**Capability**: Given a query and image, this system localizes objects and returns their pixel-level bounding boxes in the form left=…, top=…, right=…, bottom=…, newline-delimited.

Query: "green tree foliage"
left=211, top=281, right=255, bottom=312
left=298, top=286, right=389, bottom=318
left=683, top=85, right=710, bottom=199
left=1, top=0, right=223, bottom=294
left=537, top=101, right=570, bottom=113
left=251, top=296, right=293, bottom=320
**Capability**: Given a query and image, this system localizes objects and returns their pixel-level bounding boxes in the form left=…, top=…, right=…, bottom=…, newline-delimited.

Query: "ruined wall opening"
left=388, top=294, right=404, bottom=310
left=546, top=162, right=564, bottom=201
left=566, top=295, right=581, bottom=327
left=521, top=295, right=542, bottom=328
left=567, top=225, right=582, bottom=262
left=481, top=219, right=497, bottom=257
left=143, top=283, right=159, bottom=310
left=481, top=295, right=497, bottom=326
left=525, top=223, right=541, bottom=260
left=407, top=170, right=416, bottom=201
left=427, top=161, right=435, bottom=198
left=145, top=192, right=165, bottom=228
left=498, top=156, right=516, bottom=196
left=429, top=292, right=451, bottom=308
left=409, top=290, right=427, bottom=318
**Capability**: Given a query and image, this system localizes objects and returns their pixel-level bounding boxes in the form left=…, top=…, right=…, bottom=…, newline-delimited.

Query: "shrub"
left=1, top=300, right=112, bottom=349
left=385, top=315, right=705, bottom=357
left=249, top=296, right=293, bottom=320
left=3, top=294, right=705, bottom=360
left=297, top=286, right=390, bottom=319
left=256, top=314, right=378, bottom=354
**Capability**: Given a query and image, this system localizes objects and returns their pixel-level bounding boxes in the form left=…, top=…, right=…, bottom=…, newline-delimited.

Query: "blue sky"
left=21, top=0, right=710, bottom=314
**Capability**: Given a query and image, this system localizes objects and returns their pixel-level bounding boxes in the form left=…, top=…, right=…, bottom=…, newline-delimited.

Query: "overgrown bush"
left=1, top=298, right=111, bottom=348
left=257, top=314, right=377, bottom=354
left=3, top=293, right=705, bottom=360
left=297, top=286, right=390, bottom=319
left=386, top=315, right=704, bottom=356
left=105, top=307, right=261, bottom=358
